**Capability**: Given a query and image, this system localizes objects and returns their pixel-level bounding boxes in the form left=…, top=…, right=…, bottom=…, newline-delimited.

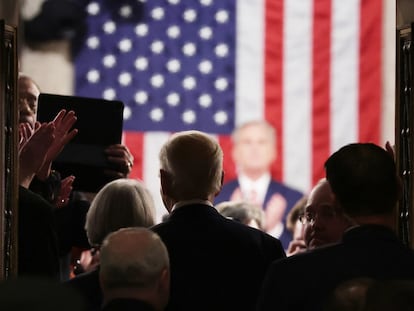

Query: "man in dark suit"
left=152, top=130, right=286, bottom=311
left=215, top=120, right=303, bottom=249
left=257, top=143, right=414, bottom=311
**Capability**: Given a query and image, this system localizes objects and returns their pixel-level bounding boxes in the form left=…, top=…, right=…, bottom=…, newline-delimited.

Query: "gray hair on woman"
left=85, top=178, right=155, bottom=247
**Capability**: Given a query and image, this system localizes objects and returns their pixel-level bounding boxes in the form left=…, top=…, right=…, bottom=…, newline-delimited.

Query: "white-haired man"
left=152, top=130, right=285, bottom=311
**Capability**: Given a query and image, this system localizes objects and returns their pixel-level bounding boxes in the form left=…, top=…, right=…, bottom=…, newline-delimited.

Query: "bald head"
left=159, top=130, right=223, bottom=202
left=100, top=227, right=169, bottom=290
left=99, top=228, right=170, bottom=311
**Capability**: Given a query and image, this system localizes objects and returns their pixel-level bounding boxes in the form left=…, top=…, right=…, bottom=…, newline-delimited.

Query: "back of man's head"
left=325, top=143, right=399, bottom=217
left=99, top=227, right=170, bottom=310
left=159, top=130, right=223, bottom=200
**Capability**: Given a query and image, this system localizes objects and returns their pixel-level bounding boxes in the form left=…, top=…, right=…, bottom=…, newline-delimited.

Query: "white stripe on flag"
left=143, top=132, right=171, bottom=223
left=331, top=0, right=360, bottom=152
left=381, top=0, right=395, bottom=144
left=235, top=0, right=265, bottom=125
left=283, top=0, right=313, bottom=192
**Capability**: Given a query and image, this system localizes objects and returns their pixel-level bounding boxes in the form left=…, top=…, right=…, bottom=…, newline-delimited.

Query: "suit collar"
left=169, top=203, right=220, bottom=220
left=342, top=224, right=399, bottom=244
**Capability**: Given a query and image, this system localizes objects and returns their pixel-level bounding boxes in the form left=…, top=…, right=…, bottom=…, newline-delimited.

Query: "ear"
left=156, top=267, right=170, bottom=303
left=214, top=171, right=224, bottom=197
left=160, top=169, right=176, bottom=212
left=159, top=169, right=171, bottom=196
left=160, top=267, right=170, bottom=289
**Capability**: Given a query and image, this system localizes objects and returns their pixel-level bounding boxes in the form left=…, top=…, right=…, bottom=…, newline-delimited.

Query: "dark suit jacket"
left=102, top=298, right=155, bottom=311
left=257, top=225, right=414, bottom=311
left=65, top=267, right=101, bottom=311
left=152, top=204, right=286, bottom=311
left=215, top=179, right=303, bottom=249
left=18, top=186, right=60, bottom=279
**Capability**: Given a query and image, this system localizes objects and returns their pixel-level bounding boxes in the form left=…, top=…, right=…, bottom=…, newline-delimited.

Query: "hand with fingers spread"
left=55, top=175, right=76, bottom=208
left=37, top=109, right=78, bottom=181
left=19, top=122, right=34, bottom=153
left=19, top=122, right=56, bottom=188
left=104, top=144, right=134, bottom=178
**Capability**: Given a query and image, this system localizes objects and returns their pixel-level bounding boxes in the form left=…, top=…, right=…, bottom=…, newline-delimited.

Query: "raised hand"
left=19, top=122, right=33, bottom=153
left=37, top=109, right=78, bottom=180
left=19, top=122, right=55, bottom=188
left=104, top=144, right=134, bottom=178
left=286, top=238, right=307, bottom=256
left=55, top=175, right=75, bottom=208
left=264, top=193, right=287, bottom=233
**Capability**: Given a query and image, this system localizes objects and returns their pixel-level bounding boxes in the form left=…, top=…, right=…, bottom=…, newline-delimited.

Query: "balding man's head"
left=99, top=227, right=170, bottom=311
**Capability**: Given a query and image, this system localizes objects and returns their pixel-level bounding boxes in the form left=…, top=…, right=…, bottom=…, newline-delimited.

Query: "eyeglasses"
left=299, top=209, right=337, bottom=226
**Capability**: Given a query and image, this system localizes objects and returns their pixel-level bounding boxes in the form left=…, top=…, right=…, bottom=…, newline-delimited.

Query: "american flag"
left=74, top=0, right=389, bottom=221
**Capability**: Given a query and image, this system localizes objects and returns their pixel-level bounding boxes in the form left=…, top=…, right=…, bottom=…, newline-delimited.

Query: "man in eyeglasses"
left=287, top=178, right=351, bottom=256
left=301, top=178, right=352, bottom=250
left=257, top=143, right=414, bottom=311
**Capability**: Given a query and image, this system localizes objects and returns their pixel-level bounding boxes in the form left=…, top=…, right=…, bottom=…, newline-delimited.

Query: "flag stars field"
left=76, top=0, right=236, bottom=133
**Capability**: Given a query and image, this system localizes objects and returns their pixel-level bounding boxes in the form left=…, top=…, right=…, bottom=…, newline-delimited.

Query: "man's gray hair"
left=159, top=130, right=223, bottom=199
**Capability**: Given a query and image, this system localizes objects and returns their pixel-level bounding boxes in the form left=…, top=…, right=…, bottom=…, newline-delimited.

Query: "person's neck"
left=103, top=288, right=160, bottom=311
left=351, top=213, right=396, bottom=231
left=240, top=170, right=268, bottom=181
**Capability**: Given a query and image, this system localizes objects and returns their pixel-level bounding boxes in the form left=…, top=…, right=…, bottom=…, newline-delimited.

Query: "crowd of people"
left=4, top=73, right=414, bottom=310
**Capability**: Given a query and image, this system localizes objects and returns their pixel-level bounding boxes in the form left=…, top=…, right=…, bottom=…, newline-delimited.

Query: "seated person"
left=99, top=227, right=170, bottom=311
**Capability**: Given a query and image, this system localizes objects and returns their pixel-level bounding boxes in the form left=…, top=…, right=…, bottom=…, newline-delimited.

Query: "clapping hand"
left=19, top=122, right=55, bottom=188
left=36, top=109, right=78, bottom=181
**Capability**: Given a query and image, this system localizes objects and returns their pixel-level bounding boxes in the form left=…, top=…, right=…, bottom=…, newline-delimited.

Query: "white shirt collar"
left=171, top=199, right=213, bottom=212
left=238, top=173, right=271, bottom=205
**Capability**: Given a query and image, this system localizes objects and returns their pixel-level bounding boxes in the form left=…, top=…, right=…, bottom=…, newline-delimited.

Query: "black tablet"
left=37, top=93, right=124, bottom=193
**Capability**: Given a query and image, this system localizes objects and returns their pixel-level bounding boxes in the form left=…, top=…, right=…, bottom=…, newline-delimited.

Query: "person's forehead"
left=307, top=185, right=334, bottom=208
left=238, top=124, right=273, bottom=140
left=19, top=78, right=39, bottom=94
left=305, top=202, right=333, bottom=212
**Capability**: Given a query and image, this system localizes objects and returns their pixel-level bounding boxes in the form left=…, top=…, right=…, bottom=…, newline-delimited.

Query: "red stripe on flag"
left=265, top=0, right=284, bottom=181
left=218, top=135, right=236, bottom=183
left=358, top=0, right=382, bottom=144
left=123, top=131, right=144, bottom=180
left=312, top=0, right=332, bottom=186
